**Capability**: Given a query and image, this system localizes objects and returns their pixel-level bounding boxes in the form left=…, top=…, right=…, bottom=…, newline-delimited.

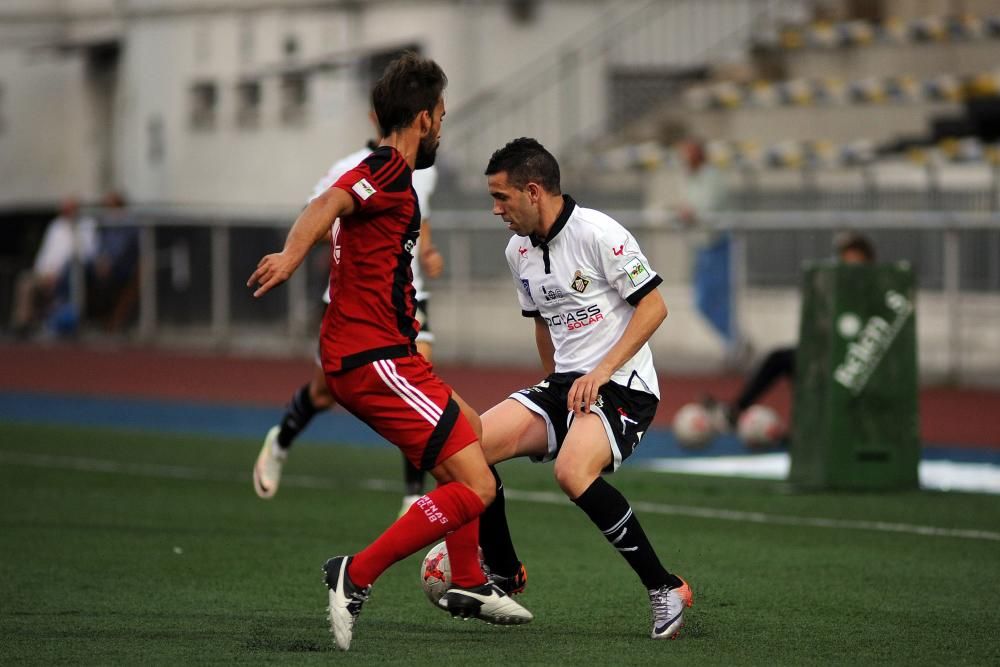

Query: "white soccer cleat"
left=437, top=582, right=533, bottom=625
left=398, top=494, right=422, bottom=518
left=253, top=425, right=286, bottom=499
left=648, top=577, right=693, bottom=640
left=323, top=556, right=370, bottom=651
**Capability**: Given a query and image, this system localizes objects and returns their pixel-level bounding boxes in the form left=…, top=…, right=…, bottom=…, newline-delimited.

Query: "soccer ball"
left=419, top=542, right=486, bottom=606
left=420, top=541, right=452, bottom=605
left=737, top=405, right=784, bottom=449
left=672, top=402, right=715, bottom=449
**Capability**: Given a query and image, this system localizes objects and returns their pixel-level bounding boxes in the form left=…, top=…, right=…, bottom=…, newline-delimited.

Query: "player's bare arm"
left=248, top=187, right=357, bottom=297
left=418, top=219, right=444, bottom=278
left=567, top=289, right=667, bottom=414
left=534, top=316, right=555, bottom=374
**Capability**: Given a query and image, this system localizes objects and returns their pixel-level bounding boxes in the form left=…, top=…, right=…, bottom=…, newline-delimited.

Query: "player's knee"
left=552, top=459, right=591, bottom=498
left=472, top=475, right=497, bottom=507
left=309, top=378, right=335, bottom=409
left=469, top=473, right=496, bottom=507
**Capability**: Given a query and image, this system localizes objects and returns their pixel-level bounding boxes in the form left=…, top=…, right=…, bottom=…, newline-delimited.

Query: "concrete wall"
left=0, top=0, right=784, bottom=208
left=0, top=0, right=615, bottom=207
left=0, top=49, right=98, bottom=205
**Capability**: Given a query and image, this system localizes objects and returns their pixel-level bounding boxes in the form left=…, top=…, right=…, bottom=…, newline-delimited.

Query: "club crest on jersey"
left=570, top=270, right=591, bottom=293
left=518, top=246, right=528, bottom=256
left=352, top=178, right=377, bottom=200
left=623, top=257, right=651, bottom=287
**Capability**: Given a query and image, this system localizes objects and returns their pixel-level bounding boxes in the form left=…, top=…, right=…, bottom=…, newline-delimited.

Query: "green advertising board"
left=790, top=262, right=919, bottom=490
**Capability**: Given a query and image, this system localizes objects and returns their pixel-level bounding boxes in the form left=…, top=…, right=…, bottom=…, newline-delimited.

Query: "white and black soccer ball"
left=672, top=402, right=715, bottom=449
left=737, top=405, right=784, bottom=449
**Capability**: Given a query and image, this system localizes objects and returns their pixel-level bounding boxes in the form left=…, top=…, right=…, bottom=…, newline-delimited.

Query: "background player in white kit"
left=253, top=124, right=443, bottom=514
left=475, top=138, right=694, bottom=640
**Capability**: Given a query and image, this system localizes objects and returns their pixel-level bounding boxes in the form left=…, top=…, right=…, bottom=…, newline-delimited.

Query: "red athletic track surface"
left=1, top=342, right=997, bottom=448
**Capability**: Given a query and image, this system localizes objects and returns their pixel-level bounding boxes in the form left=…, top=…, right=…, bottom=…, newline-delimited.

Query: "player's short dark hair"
left=371, top=52, right=447, bottom=136
left=484, top=137, right=561, bottom=194
left=834, top=231, right=876, bottom=261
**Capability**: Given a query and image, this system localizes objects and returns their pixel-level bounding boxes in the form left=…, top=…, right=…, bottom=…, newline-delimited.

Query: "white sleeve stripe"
left=375, top=359, right=443, bottom=422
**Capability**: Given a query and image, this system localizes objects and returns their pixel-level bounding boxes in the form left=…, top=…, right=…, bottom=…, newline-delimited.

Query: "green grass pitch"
left=1, top=421, right=998, bottom=664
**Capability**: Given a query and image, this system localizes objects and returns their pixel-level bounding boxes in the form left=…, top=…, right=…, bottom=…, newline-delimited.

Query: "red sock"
left=348, top=482, right=485, bottom=588
left=446, top=517, right=488, bottom=588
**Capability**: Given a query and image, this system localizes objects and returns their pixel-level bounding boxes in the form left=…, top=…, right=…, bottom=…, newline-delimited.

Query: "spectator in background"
left=88, top=191, right=139, bottom=333
left=674, top=138, right=743, bottom=365
left=703, top=231, right=877, bottom=429
left=11, top=196, right=98, bottom=338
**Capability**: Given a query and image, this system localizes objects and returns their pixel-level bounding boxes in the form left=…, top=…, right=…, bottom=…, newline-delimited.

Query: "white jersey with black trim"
left=311, top=145, right=438, bottom=303
left=505, top=195, right=663, bottom=398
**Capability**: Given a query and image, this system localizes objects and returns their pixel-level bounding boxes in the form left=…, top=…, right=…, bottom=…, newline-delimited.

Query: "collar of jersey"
left=369, top=143, right=410, bottom=169
left=529, top=195, right=576, bottom=248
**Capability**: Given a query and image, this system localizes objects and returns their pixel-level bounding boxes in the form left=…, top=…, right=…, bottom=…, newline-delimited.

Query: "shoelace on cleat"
left=648, top=586, right=679, bottom=624
left=346, top=588, right=370, bottom=618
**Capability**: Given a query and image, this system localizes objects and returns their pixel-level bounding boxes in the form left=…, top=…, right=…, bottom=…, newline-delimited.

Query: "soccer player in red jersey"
left=248, top=53, right=531, bottom=651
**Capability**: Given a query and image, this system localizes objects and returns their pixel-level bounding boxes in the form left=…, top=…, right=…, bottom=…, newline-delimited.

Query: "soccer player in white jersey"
left=253, top=135, right=443, bottom=514
left=476, top=138, right=693, bottom=640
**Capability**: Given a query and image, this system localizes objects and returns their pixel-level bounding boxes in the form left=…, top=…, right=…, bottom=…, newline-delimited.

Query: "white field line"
left=4, top=450, right=997, bottom=543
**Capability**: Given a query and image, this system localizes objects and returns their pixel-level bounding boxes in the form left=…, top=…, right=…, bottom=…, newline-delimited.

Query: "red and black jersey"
left=320, top=146, right=422, bottom=373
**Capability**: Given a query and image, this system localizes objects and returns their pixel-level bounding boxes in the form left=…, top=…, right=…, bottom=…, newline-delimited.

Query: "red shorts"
left=325, top=355, right=478, bottom=471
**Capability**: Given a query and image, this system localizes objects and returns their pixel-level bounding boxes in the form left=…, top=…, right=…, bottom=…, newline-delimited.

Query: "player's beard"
left=415, top=135, right=439, bottom=169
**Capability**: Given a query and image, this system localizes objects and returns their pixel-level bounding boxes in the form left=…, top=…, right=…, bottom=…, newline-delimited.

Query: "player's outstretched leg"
left=571, top=476, right=692, bottom=639
left=648, top=577, right=693, bottom=639
left=479, top=466, right=528, bottom=595
left=323, top=556, right=371, bottom=651
left=320, top=480, right=485, bottom=650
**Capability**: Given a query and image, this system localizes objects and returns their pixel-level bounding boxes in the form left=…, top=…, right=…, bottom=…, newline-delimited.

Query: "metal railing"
left=67, top=204, right=999, bottom=384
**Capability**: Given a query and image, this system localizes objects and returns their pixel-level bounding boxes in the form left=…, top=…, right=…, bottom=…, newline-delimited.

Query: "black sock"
left=478, top=466, right=522, bottom=576
left=573, top=477, right=680, bottom=590
left=402, top=456, right=425, bottom=495
left=277, top=384, right=318, bottom=450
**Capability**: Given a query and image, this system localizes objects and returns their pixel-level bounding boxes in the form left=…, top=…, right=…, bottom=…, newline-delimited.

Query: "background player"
left=474, top=137, right=693, bottom=640
left=247, top=53, right=530, bottom=651
left=253, top=118, right=443, bottom=516
left=701, top=231, right=877, bottom=430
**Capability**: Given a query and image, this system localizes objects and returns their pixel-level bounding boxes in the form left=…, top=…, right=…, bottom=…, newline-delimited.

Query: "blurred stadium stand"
left=0, top=0, right=998, bottom=385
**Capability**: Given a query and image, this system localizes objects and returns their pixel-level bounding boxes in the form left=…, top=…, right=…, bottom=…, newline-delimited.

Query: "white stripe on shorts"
left=372, top=359, right=442, bottom=426
left=379, top=359, right=443, bottom=420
